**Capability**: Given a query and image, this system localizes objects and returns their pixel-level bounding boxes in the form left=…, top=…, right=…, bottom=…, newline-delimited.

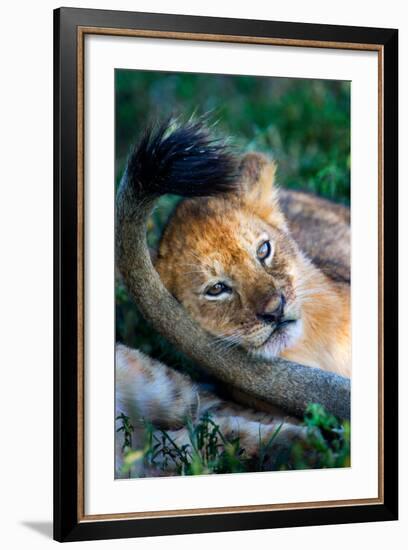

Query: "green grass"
left=116, top=70, right=350, bottom=202
left=117, top=405, right=350, bottom=477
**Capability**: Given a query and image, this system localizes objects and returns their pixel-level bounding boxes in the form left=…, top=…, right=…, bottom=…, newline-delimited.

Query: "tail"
left=124, top=118, right=239, bottom=199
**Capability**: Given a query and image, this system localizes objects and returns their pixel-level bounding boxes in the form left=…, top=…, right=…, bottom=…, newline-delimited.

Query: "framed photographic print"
left=54, top=7, right=398, bottom=542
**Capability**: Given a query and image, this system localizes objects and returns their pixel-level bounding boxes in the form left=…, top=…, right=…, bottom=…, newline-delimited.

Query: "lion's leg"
left=115, top=343, right=305, bottom=477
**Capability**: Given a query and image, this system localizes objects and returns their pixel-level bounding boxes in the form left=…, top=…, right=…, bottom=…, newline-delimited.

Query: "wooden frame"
left=54, top=7, right=398, bottom=542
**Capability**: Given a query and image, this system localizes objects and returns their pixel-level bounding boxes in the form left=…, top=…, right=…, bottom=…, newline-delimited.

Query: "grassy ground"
left=116, top=70, right=350, bottom=200
left=117, top=404, right=350, bottom=477
left=115, top=70, right=350, bottom=474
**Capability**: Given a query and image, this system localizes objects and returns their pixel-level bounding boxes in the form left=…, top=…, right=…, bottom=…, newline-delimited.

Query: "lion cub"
left=155, top=152, right=350, bottom=378
left=115, top=122, right=350, bottom=475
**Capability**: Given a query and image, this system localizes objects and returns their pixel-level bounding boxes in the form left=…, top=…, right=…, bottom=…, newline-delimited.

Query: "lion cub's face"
left=155, top=154, right=305, bottom=359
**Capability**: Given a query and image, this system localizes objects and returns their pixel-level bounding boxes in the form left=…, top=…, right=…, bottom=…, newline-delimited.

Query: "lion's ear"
left=237, top=153, right=285, bottom=227
left=239, top=151, right=276, bottom=187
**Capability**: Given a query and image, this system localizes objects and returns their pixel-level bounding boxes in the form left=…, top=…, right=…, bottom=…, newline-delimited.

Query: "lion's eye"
left=257, top=240, right=272, bottom=261
left=205, top=282, right=231, bottom=297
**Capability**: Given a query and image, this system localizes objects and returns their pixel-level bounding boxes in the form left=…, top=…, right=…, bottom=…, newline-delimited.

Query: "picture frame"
left=54, top=7, right=398, bottom=542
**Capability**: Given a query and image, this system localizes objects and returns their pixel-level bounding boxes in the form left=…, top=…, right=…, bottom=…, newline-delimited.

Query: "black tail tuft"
left=125, top=118, right=239, bottom=198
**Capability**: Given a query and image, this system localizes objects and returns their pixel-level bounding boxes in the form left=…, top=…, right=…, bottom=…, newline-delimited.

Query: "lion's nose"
left=257, top=293, right=285, bottom=325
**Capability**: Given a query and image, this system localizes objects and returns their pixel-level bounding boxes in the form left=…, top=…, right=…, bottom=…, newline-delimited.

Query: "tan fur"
left=155, top=153, right=350, bottom=377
